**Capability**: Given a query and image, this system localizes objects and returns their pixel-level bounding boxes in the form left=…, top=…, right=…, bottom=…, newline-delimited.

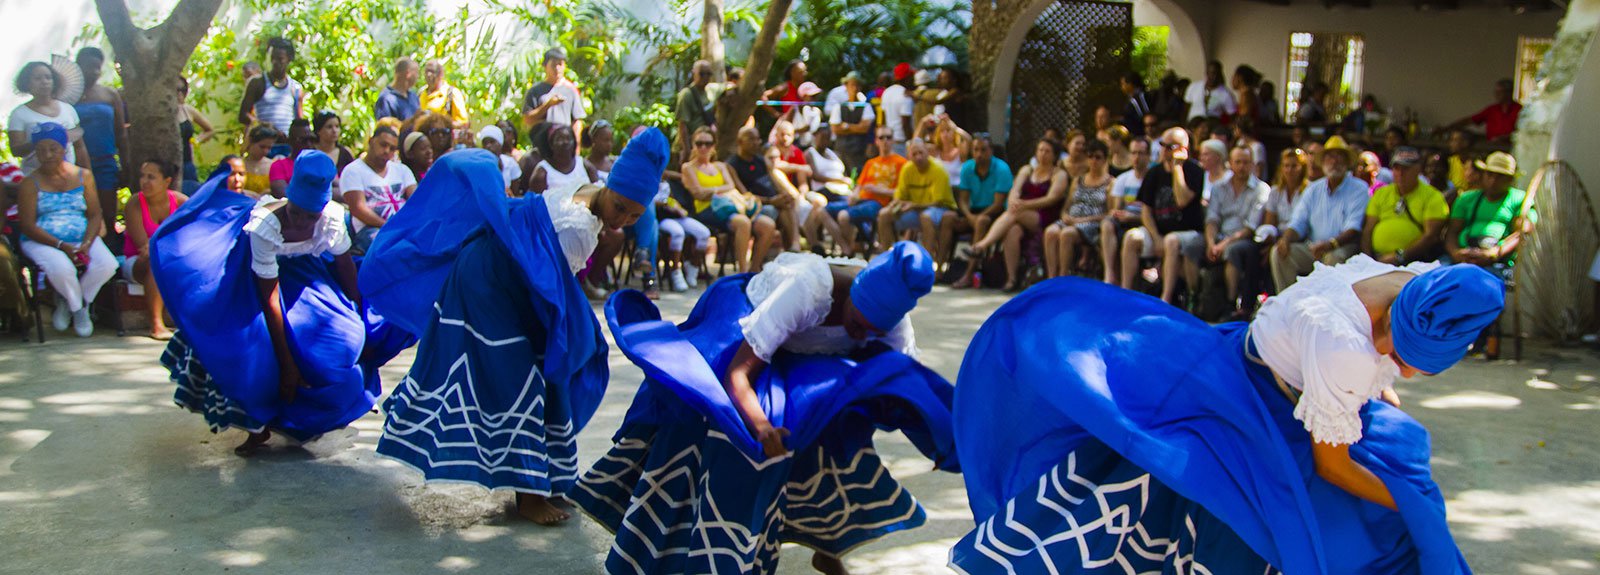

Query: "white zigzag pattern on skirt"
left=958, top=451, right=1267, bottom=575
left=380, top=305, right=576, bottom=482
left=164, top=336, right=264, bottom=434
left=582, top=430, right=921, bottom=574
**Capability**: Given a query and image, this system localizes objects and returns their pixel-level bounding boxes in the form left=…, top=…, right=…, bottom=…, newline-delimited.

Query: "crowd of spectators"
left=0, top=39, right=1533, bottom=346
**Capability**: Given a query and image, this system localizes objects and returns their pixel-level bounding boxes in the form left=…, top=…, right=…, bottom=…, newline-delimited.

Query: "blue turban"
left=285, top=149, right=336, bottom=212
left=606, top=127, right=670, bottom=207
left=30, top=122, right=68, bottom=148
left=1391, top=264, right=1505, bottom=374
left=850, top=241, right=935, bottom=332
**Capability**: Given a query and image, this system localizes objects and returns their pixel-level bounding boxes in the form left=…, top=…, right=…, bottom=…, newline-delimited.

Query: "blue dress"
left=152, top=175, right=408, bottom=441
left=571, top=277, right=959, bottom=574
left=360, top=150, right=609, bottom=495
left=75, top=101, right=120, bottom=190
left=950, top=278, right=1471, bottom=574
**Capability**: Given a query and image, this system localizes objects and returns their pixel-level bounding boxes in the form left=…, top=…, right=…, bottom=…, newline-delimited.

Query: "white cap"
left=913, top=69, right=933, bottom=87
left=477, top=125, right=504, bottom=146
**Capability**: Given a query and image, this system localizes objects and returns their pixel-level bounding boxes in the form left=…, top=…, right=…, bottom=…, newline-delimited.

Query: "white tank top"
left=536, top=159, right=592, bottom=194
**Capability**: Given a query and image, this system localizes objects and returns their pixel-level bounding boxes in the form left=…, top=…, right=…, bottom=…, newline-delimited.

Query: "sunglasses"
left=876, top=135, right=894, bottom=140
left=427, top=128, right=451, bottom=136
left=693, top=140, right=714, bottom=148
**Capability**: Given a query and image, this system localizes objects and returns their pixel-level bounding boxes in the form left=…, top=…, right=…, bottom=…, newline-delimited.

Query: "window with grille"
left=1284, top=32, right=1364, bottom=122
left=1515, top=36, right=1553, bottom=101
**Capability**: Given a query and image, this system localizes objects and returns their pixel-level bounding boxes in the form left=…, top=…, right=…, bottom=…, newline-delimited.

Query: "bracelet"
left=55, top=239, right=65, bottom=250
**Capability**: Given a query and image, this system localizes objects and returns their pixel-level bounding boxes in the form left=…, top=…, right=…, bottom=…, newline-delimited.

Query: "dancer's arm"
left=726, top=342, right=789, bottom=458
left=332, top=252, right=360, bottom=306
left=255, top=275, right=307, bottom=403
left=1311, top=441, right=1397, bottom=511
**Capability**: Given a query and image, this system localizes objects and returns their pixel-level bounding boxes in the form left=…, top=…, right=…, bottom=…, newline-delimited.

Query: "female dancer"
left=574, top=241, right=958, bottom=575
left=360, top=130, right=665, bottom=526
left=949, top=257, right=1502, bottom=574
left=154, top=150, right=405, bottom=455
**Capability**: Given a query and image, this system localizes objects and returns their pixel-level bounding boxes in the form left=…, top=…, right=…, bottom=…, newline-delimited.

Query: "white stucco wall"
left=1205, top=0, right=1561, bottom=126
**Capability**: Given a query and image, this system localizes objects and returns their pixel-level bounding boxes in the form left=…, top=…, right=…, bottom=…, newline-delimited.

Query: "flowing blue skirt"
left=152, top=178, right=408, bottom=442
left=572, top=276, right=958, bottom=574
left=376, top=230, right=603, bottom=496
left=950, top=277, right=1470, bottom=575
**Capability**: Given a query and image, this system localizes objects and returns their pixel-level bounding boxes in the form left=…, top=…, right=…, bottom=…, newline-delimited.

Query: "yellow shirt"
left=895, top=161, right=956, bottom=209
left=419, top=81, right=469, bottom=124
left=1366, top=182, right=1448, bottom=255
left=1447, top=155, right=1467, bottom=192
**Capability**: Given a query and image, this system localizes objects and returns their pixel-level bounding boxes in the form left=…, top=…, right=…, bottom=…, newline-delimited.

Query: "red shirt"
left=1471, top=101, right=1522, bottom=141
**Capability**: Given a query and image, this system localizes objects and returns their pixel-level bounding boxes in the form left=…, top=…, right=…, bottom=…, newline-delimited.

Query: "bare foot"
left=515, top=492, right=570, bottom=526
left=149, top=328, right=173, bottom=341
left=812, top=553, right=850, bottom=575
left=234, top=431, right=271, bottom=456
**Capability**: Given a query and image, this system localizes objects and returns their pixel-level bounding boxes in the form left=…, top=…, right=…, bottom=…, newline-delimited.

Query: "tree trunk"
left=95, top=0, right=224, bottom=174
left=713, top=0, right=794, bottom=159
left=968, top=0, right=1025, bottom=139
left=701, top=0, right=727, bottom=84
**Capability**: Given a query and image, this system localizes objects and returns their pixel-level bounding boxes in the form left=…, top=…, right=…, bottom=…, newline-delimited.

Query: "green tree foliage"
left=771, top=0, right=969, bottom=89
left=1132, top=25, right=1170, bottom=88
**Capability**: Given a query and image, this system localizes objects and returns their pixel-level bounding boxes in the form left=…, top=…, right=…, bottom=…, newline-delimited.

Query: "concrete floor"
left=1, top=286, right=1597, bottom=574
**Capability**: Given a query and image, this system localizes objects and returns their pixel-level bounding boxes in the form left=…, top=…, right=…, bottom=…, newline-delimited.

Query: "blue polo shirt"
left=374, top=86, right=420, bottom=122
left=959, top=157, right=1014, bottom=211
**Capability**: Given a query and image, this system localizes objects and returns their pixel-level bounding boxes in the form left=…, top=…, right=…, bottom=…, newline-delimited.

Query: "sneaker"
left=72, top=306, right=93, bottom=338
left=52, top=296, right=70, bottom=332
left=582, top=280, right=610, bottom=301
left=684, top=263, right=700, bottom=289
left=669, top=269, right=688, bottom=292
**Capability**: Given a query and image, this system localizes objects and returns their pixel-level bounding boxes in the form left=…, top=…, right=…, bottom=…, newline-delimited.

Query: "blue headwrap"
left=605, top=127, right=670, bottom=207
left=1391, top=264, right=1505, bottom=374
left=285, top=149, right=336, bottom=212
left=850, top=241, right=935, bottom=332
left=30, top=122, right=68, bottom=148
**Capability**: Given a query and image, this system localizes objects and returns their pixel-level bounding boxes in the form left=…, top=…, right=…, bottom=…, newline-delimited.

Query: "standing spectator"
left=75, top=48, right=130, bottom=197
left=239, top=125, right=279, bottom=199
left=341, top=127, right=416, bottom=254
left=829, top=71, right=875, bottom=175
left=121, top=159, right=189, bottom=340
left=1232, top=118, right=1268, bottom=180
left=673, top=60, right=718, bottom=159
left=478, top=125, right=522, bottom=192
left=240, top=61, right=262, bottom=86
left=418, top=60, right=469, bottom=128
left=832, top=126, right=904, bottom=257
left=879, top=139, right=955, bottom=266
left=1362, top=147, right=1448, bottom=265
left=950, top=133, right=1013, bottom=288
left=521, top=48, right=587, bottom=163
left=310, top=111, right=356, bottom=174
left=1043, top=138, right=1114, bottom=279
left=1294, top=82, right=1329, bottom=126
left=880, top=63, right=916, bottom=155
left=1119, top=72, right=1151, bottom=137
left=1185, top=60, right=1237, bottom=120
left=762, top=59, right=808, bottom=118
left=14, top=123, right=115, bottom=337
left=1270, top=137, right=1367, bottom=291
left=1204, top=147, right=1270, bottom=318
left=1122, top=128, right=1204, bottom=300
left=1444, top=78, right=1522, bottom=144
left=237, top=37, right=303, bottom=133
left=267, top=119, right=316, bottom=198
left=8, top=62, right=89, bottom=175
left=1100, top=138, right=1152, bottom=285
left=177, top=77, right=215, bottom=192
left=936, top=69, right=971, bottom=128
left=1259, top=81, right=1281, bottom=125
left=1231, top=65, right=1263, bottom=125
left=1445, top=152, right=1532, bottom=266
left=792, top=82, right=825, bottom=149
left=965, top=138, right=1069, bottom=292
left=374, top=57, right=421, bottom=122
left=911, top=69, right=941, bottom=129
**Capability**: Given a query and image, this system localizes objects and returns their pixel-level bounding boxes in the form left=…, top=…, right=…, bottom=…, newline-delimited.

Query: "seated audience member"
left=1445, top=128, right=1474, bottom=192
left=1355, top=149, right=1393, bottom=192
left=400, top=130, right=435, bottom=180
left=765, top=120, right=821, bottom=251
left=1259, top=148, right=1310, bottom=245
left=1100, top=138, right=1151, bottom=285
left=1424, top=151, right=1457, bottom=205
left=122, top=159, right=189, bottom=340
left=268, top=119, right=317, bottom=198
left=951, top=133, right=1013, bottom=288
left=965, top=137, right=1069, bottom=292
left=728, top=127, right=796, bottom=253
left=310, top=110, right=357, bottom=175
left=477, top=125, right=521, bottom=192
left=15, top=123, right=116, bottom=338
left=529, top=123, right=597, bottom=195
left=240, top=125, right=280, bottom=199
left=683, top=127, right=779, bottom=273
left=1444, top=78, right=1522, bottom=144
left=1102, top=125, right=1134, bottom=175
left=1446, top=152, right=1532, bottom=268
left=1043, top=138, right=1113, bottom=279
left=831, top=126, right=904, bottom=257
left=1120, top=128, right=1204, bottom=298
left=0, top=162, right=27, bottom=330
left=1362, top=146, right=1447, bottom=265
left=656, top=184, right=711, bottom=293
left=1197, top=138, right=1229, bottom=202
left=1270, top=137, right=1367, bottom=291
left=803, top=127, right=849, bottom=249
left=1203, top=147, right=1270, bottom=318
left=341, top=127, right=417, bottom=254
left=879, top=139, right=956, bottom=268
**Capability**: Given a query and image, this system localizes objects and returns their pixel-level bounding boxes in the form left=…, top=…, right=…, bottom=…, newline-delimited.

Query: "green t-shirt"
left=1366, top=182, right=1449, bottom=255
left=1450, top=187, right=1532, bottom=248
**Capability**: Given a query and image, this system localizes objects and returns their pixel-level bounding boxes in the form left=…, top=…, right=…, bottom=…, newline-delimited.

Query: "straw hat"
left=1475, top=151, right=1518, bottom=177
left=1321, top=136, right=1354, bottom=163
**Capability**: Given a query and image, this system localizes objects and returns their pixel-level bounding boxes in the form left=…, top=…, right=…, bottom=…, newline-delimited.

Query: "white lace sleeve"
left=880, top=318, right=919, bottom=360
left=1291, top=322, right=1391, bottom=446
left=320, top=203, right=352, bottom=256
left=542, top=185, right=602, bottom=273
left=739, top=253, right=833, bottom=362
left=243, top=208, right=283, bottom=279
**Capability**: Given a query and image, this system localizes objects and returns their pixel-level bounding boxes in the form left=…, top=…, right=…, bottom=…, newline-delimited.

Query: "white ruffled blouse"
left=739, top=252, right=917, bottom=363
left=244, top=200, right=352, bottom=279
left=1250, top=255, right=1439, bottom=446
left=542, top=182, right=603, bottom=274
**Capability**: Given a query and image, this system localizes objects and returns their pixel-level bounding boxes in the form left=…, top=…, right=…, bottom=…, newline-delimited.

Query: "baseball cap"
left=543, top=47, right=567, bottom=64
left=893, top=63, right=914, bottom=82
left=797, top=81, right=822, bottom=98
left=1390, top=146, right=1422, bottom=167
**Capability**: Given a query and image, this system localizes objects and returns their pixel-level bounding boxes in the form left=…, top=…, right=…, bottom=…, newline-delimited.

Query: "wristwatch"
left=1395, top=249, right=1406, bottom=263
